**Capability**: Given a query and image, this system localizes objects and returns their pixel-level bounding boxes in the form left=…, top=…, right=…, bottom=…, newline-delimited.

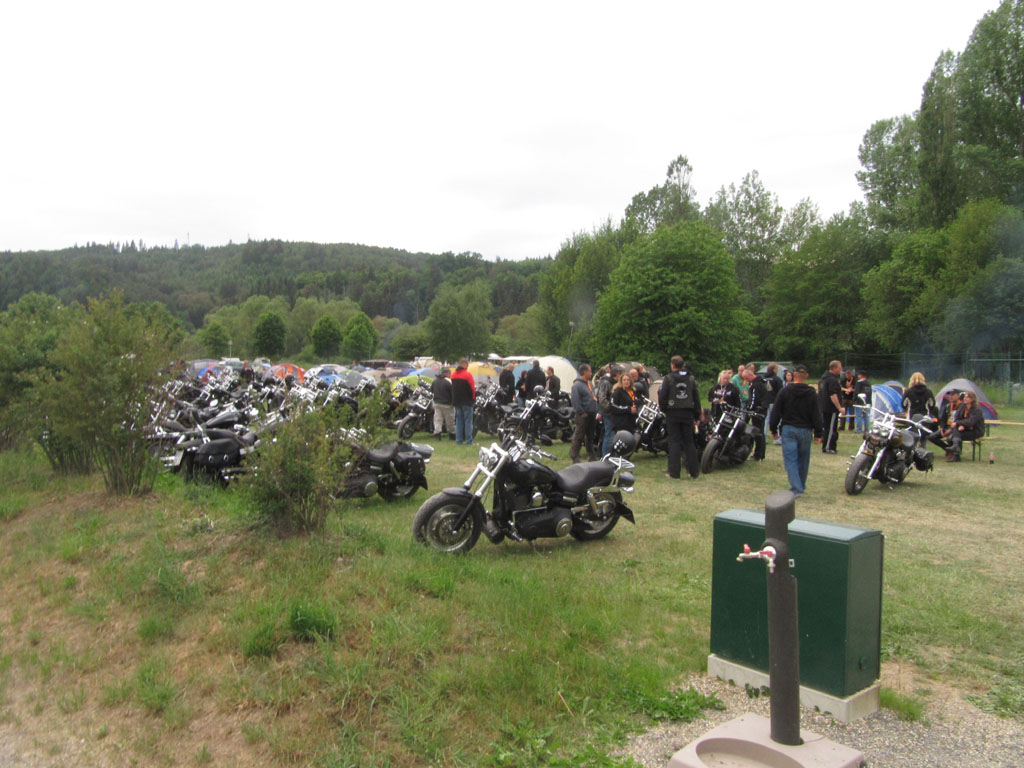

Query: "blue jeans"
left=601, top=414, right=615, bottom=456
left=854, top=406, right=870, bottom=433
left=455, top=405, right=474, bottom=444
left=780, top=424, right=812, bottom=494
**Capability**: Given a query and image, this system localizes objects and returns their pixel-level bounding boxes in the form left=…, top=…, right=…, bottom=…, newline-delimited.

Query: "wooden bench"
left=971, top=434, right=996, bottom=462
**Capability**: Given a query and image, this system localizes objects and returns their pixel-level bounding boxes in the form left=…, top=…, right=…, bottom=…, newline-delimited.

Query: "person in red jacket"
left=450, top=359, right=477, bottom=445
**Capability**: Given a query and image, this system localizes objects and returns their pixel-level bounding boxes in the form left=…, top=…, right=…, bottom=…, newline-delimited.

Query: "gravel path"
left=618, top=674, right=1024, bottom=768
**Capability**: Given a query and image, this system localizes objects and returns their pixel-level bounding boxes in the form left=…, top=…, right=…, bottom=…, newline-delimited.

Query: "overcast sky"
left=0, top=0, right=1000, bottom=260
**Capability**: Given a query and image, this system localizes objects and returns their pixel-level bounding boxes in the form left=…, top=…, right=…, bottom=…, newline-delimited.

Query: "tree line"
left=1, top=1, right=1022, bottom=384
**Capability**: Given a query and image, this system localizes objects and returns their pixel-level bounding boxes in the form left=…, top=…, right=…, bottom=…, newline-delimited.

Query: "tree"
left=589, top=221, right=753, bottom=380
left=763, top=211, right=888, bottom=362
left=940, top=256, right=1024, bottom=353
left=310, top=314, right=343, bottom=358
left=623, top=155, right=701, bottom=235
left=253, top=311, right=286, bottom=358
left=424, top=281, right=492, bottom=361
left=389, top=324, right=430, bottom=360
left=703, top=170, right=820, bottom=308
left=856, top=115, right=922, bottom=230
left=199, top=320, right=230, bottom=358
left=340, top=312, right=379, bottom=362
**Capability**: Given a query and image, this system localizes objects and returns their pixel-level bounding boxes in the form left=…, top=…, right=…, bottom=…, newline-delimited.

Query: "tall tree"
left=310, top=313, right=343, bottom=358
left=623, top=155, right=701, bottom=236
left=252, top=311, right=286, bottom=359
left=589, top=221, right=753, bottom=379
left=340, top=312, right=379, bottom=362
left=424, top=281, right=492, bottom=362
left=857, top=115, right=922, bottom=230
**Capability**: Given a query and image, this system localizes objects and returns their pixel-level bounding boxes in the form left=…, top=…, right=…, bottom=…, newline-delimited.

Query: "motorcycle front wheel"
left=412, top=493, right=482, bottom=553
left=397, top=415, right=418, bottom=440
left=700, top=437, right=723, bottom=475
left=845, top=453, right=872, bottom=495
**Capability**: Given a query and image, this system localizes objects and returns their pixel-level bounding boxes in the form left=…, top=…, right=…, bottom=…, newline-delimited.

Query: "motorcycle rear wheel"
left=397, top=416, right=418, bottom=440
left=845, top=453, right=872, bottom=495
left=700, top=437, right=723, bottom=475
left=379, top=482, right=418, bottom=502
left=412, top=492, right=482, bottom=553
left=570, top=511, right=619, bottom=541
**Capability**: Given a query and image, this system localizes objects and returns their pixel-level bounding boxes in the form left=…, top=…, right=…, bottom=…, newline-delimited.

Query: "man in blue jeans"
left=768, top=364, right=823, bottom=496
left=450, top=359, right=476, bottom=445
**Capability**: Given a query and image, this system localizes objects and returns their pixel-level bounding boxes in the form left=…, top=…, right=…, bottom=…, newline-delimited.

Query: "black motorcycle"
left=699, top=404, right=761, bottom=474
left=497, top=388, right=572, bottom=445
left=396, top=382, right=435, bottom=439
left=335, top=427, right=434, bottom=501
left=472, top=383, right=511, bottom=438
left=845, top=398, right=935, bottom=495
left=412, top=431, right=636, bottom=553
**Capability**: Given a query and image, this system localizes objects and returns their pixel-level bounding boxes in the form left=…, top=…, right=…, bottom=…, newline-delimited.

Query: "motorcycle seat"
left=554, top=461, right=616, bottom=494
left=367, top=444, right=399, bottom=463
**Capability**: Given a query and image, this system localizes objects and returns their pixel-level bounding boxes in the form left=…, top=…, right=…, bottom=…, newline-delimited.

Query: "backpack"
left=666, top=371, right=695, bottom=411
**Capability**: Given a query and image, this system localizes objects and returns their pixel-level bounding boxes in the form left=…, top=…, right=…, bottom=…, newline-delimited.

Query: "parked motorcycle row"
left=146, top=368, right=433, bottom=501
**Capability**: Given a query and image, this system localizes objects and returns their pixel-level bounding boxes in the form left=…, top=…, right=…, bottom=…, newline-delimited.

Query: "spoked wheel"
left=700, top=437, right=723, bottom=475
left=379, top=482, right=419, bottom=501
left=570, top=510, right=620, bottom=541
left=397, top=416, right=418, bottom=440
left=845, top=454, right=872, bottom=495
left=412, top=493, right=482, bottom=553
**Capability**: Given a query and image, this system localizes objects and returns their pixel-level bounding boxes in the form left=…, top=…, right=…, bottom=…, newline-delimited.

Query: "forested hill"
left=0, top=240, right=549, bottom=330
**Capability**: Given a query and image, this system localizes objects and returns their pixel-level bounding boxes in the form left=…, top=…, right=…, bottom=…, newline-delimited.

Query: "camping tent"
left=537, top=355, right=577, bottom=387
left=871, top=384, right=904, bottom=414
left=264, top=363, right=305, bottom=383
left=883, top=380, right=906, bottom=394
left=936, top=378, right=999, bottom=421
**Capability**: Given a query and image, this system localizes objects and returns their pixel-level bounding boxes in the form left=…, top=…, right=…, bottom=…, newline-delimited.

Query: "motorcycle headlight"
left=478, top=446, right=499, bottom=469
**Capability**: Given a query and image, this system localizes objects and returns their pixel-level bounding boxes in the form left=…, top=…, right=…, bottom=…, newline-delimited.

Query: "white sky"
left=0, top=0, right=1000, bottom=260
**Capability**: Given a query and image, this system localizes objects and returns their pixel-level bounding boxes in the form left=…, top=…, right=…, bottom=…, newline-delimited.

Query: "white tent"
left=537, top=355, right=578, bottom=386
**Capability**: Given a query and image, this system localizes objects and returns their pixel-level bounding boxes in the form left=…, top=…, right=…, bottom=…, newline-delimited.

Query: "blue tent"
left=871, top=384, right=903, bottom=414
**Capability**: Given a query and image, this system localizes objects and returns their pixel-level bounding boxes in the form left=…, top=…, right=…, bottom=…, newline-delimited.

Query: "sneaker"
left=824, top=449, right=837, bottom=454
left=772, top=439, right=782, bottom=445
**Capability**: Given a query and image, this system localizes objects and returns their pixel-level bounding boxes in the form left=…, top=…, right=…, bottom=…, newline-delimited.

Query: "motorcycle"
left=699, top=404, right=761, bottom=474
left=335, top=427, right=434, bottom=501
left=396, top=382, right=435, bottom=439
left=844, top=398, right=936, bottom=495
left=635, top=399, right=668, bottom=455
left=412, top=430, right=637, bottom=553
left=472, top=382, right=511, bottom=438
left=497, top=387, right=572, bottom=445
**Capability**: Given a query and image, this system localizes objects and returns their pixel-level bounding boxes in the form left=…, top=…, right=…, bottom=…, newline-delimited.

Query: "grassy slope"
left=1, top=406, right=1022, bottom=766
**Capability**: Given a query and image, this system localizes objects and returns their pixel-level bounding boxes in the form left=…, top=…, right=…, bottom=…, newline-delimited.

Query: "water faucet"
left=737, top=543, right=778, bottom=573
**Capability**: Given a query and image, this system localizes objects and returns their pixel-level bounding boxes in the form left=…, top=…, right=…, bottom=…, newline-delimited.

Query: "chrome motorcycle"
left=845, top=398, right=936, bottom=495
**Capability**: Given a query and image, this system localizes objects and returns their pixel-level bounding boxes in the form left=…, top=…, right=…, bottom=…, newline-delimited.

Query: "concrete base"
left=667, top=713, right=865, bottom=768
left=707, top=655, right=879, bottom=723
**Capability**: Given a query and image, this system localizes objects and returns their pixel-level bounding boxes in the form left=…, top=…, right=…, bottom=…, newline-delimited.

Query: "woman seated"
left=947, top=391, right=985, bottom=462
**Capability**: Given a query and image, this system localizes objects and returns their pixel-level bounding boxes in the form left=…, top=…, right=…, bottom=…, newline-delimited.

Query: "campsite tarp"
left=936, top=378, right=999, bottom=420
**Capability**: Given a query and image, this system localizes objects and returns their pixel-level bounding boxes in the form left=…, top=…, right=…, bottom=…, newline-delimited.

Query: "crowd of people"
left=427, top=355, right=988, bottom=494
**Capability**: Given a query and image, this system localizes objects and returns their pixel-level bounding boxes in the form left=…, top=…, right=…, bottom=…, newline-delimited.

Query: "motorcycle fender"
left=617, top=504, right=636, bottom=525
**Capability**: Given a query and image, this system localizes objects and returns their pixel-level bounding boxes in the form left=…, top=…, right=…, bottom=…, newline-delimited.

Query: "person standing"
left=769, top=363, right=823, bottom=496
left=430, top=368, right=454, bottom=439
left=498, top=362, right=516, bottom=404
left=852, top=370, right=872, bottom=433
left=901, top=372, right=938, bottom=420
left=569, top=364, right=599, bottom=463
left=451, top=359, right=476, bottom=445
left=742, top=366, right=768, bottom=461
left=596, top=365, right=624, bottom=456
left=629, top=367, right=648, bottom=404
left=609, top=373, right=639, bottom=433
left=545, top=366, right=561, bottom=400
left=707, top=370, right=741, bottom=421
left=659, top=355, right=700, bottom=479
left=818, top=360, right=844, bottom=453
left=525, top=359, right=547, bottom=397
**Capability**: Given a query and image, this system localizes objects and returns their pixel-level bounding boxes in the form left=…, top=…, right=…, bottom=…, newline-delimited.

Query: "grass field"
left=1, top=405, right=1022, bottom=766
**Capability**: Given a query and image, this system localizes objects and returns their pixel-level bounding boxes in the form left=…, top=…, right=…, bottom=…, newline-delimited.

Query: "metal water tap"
left=737, top=543, right=778, bottom=573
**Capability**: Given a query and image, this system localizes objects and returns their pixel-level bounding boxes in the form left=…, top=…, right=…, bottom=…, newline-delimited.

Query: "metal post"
left=764, top=490, right=802, bottom=746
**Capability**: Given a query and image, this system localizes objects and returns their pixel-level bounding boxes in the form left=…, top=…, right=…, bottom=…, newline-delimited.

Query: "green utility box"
left=709, top=509, right=883, bottom=698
